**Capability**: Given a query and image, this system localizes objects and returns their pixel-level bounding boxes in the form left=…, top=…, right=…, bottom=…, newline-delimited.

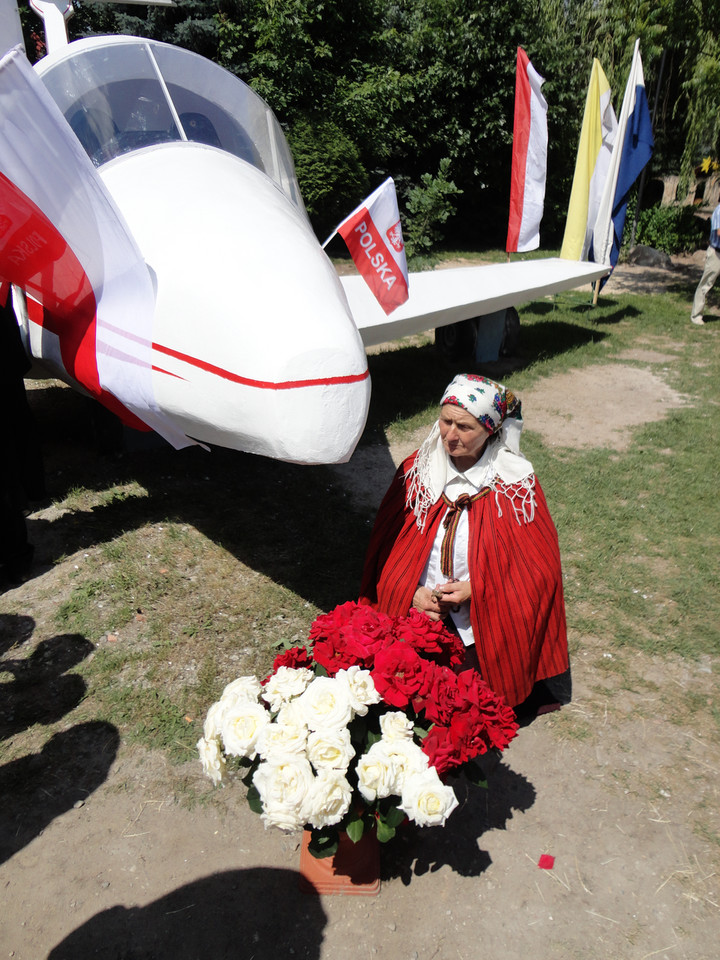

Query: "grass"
left=1, top=263, right=718, bottom=768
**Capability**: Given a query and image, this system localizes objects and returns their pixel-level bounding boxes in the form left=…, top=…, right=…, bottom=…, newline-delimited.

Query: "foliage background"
left=20, top=0, right=720, bottom=248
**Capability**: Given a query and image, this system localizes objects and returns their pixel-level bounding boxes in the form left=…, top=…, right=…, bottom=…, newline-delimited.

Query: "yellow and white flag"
left=560, top=59, right=617, bottom=260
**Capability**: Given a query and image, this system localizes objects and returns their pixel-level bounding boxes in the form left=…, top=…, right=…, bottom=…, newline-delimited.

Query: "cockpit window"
left=37, top=38, right=305, bottom=211
left=42, top=43, right=183, bottom=165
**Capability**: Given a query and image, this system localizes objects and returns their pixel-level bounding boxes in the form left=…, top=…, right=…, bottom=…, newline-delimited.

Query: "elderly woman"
left=360, top=373, right=570, bottom=715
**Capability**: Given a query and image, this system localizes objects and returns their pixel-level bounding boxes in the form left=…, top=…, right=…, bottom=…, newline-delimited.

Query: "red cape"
left=360, top=452, right=569, bottom=707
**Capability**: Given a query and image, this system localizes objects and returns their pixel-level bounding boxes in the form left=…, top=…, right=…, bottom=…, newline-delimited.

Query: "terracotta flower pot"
left=298, top=827, right=381, bottom=895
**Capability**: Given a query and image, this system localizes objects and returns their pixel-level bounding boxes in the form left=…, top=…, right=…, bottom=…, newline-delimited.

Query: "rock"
left=626, top=244, right=673, bottom=268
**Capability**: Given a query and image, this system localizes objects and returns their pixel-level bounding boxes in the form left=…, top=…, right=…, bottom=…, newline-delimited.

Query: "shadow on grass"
left=587, top=301, right=643, bottom=324
left=47, top=868, right=327, bottom=960
left=381, top=761, right=536, bottom=883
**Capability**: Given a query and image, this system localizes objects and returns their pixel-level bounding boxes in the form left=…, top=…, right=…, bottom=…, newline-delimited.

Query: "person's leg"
left=0, top=484, right=33, bottom=585
left=691, top=246, right=720, bottom=324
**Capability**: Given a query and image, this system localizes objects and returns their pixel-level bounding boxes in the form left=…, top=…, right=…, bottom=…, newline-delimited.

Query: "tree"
left=591, top=0, right=720, bottom=195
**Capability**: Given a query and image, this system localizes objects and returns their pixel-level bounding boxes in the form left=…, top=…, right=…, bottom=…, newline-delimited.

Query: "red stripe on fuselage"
left=152, top=342, right=369, bottom=390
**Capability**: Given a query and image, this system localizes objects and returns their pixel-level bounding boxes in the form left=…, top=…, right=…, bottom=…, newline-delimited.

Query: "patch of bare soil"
left=520, top=363, right=691, bottom=451
left=2, top=256, right=719, bottom=960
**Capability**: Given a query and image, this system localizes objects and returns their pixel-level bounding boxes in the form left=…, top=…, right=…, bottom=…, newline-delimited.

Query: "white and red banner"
left=335, top=178, right=409, bottom=316
left=0, top=0, right=24, bottom=56
left=506, top=47, right=548, bottom=254
left=0, top=47, right=192, bottom=448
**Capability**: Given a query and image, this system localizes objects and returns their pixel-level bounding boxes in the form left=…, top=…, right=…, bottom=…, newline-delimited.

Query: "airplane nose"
left=100, top=146, right=370, bottom=463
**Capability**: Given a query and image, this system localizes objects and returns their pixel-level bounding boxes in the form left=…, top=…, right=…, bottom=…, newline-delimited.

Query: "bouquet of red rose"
left=198, top=601, right=518, bottom=859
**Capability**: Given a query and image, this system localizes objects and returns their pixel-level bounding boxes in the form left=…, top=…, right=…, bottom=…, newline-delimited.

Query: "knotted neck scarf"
left=405, top=374, right=535, bottom=530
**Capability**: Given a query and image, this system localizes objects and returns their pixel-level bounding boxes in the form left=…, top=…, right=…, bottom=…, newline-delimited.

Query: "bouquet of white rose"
left=198, top=601, right=518, bottom=858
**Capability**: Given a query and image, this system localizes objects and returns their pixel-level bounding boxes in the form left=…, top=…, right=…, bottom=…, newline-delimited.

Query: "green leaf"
left=376, top=819, right=396, bottom=843
left=308, top=830, right=339, bottom=859
left=240, top=757, right=260, bottom=787
left=246, top=784, right=263, bottom=815
left=382, top=805, right=407, bottom=829
left=345, top=817, right=365, bottom=843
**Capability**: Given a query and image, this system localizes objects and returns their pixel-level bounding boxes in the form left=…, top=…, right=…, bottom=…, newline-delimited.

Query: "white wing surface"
left=342, top=258, right=609, bottom=346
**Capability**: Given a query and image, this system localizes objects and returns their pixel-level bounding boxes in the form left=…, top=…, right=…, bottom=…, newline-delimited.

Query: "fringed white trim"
left=405, top=423, right=442, bottom=531
left=405, top=421, right=535, bottom=531
left=404, top=461, right=435, bottom=533
left=492, top=475, right=536, bottom=525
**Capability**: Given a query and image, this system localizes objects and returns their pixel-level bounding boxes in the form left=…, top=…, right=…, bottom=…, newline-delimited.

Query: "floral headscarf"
left=441, top=374, right=522, bottom=435
left=405, top=374, right=534, bottom=529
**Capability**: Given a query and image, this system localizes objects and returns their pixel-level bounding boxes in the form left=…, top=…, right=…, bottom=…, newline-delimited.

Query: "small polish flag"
left=332, top=178, right=409, bottom=315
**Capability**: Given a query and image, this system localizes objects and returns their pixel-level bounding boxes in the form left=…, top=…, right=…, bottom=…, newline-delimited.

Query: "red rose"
left=341, top=605, right=395, bottom=665
left=393, top=610, right=465, bottom=667
left=421, top=724, right=461, bottom=776
left=447, top=705, right=492, bottom=763
left=452, top=670, right=519, bottom=750
left=308, top=601, right=359, bottom=644
left=309, top=602, right=394, bottom=674
left=413, top=663, right=462, bottom=725
left=371, top=642, right=432, bottom=709
left=269, top=646, right=313, bottom=675
left=312, top=632, right=369, bottom=675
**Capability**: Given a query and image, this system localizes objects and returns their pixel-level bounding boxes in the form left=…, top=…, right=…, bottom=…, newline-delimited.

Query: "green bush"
left=635, top=203, right=706, bottom=254
left=404, top=159, right=463, bottom=269
left=288, top=118, right=369, bottom=239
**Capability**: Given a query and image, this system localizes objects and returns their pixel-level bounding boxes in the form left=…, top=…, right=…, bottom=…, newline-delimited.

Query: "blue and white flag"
left=591, top=39, right=653, bottom=274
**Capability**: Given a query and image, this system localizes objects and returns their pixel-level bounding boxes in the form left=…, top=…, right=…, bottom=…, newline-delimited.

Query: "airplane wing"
left=341, top=258, right=610, bottom=347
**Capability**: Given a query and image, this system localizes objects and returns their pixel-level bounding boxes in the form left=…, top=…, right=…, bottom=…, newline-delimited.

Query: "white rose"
left=297, top=676, right=353, bottom=731
left=221, top=700, right=270, bottom=759
left=276, top=698, right=305, bottom=727
left=399, top=768, right=459, bottom=827
left=203, top=699, right=227, bottom=741
left=197, top=736, right=226, bottom=785
left=253, top=758, right=315, bottom=832
left=221, top=676, right=262, bottom=704
left=303, top=770, right=353, bottom=829
left=356, top=741, right=396, bottom=803
left=256, top=711, right=309, bottom=761
left=384, top=739, right=429, bottom=795
left=307, top=727, right=355, bottom=772
left=261, top=666, right=314, bottom=713
left=337, top=665, right=382, bottom=716
left=379, top=710, right=414, bottom=742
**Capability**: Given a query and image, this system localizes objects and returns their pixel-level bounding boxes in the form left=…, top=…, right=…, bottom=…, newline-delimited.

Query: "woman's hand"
left=433, top=580, right=472, bottom=611
left=412, top=586, right=444, bottom=621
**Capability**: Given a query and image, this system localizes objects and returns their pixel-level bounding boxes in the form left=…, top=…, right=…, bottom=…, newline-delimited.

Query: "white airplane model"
left=0, top=0, right=609, bottom=465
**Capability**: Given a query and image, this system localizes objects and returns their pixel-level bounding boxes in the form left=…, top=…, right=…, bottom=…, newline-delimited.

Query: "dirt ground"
left=1, top=253, right=719, bottom=960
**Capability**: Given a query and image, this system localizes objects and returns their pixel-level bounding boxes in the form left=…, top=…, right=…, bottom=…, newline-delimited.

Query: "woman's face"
left=439, top=404, right=491, bottom=466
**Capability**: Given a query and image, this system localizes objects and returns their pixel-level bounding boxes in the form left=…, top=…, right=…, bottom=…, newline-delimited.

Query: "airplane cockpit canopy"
left=36, top=36, right=305, bottom=211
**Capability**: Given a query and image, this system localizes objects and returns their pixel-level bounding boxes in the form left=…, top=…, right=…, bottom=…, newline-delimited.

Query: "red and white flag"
left=506, top=47, right=548, bottom=253
left=0, top=47, right=192, bottom=448
left=335, top=178, right=409, bottom=315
